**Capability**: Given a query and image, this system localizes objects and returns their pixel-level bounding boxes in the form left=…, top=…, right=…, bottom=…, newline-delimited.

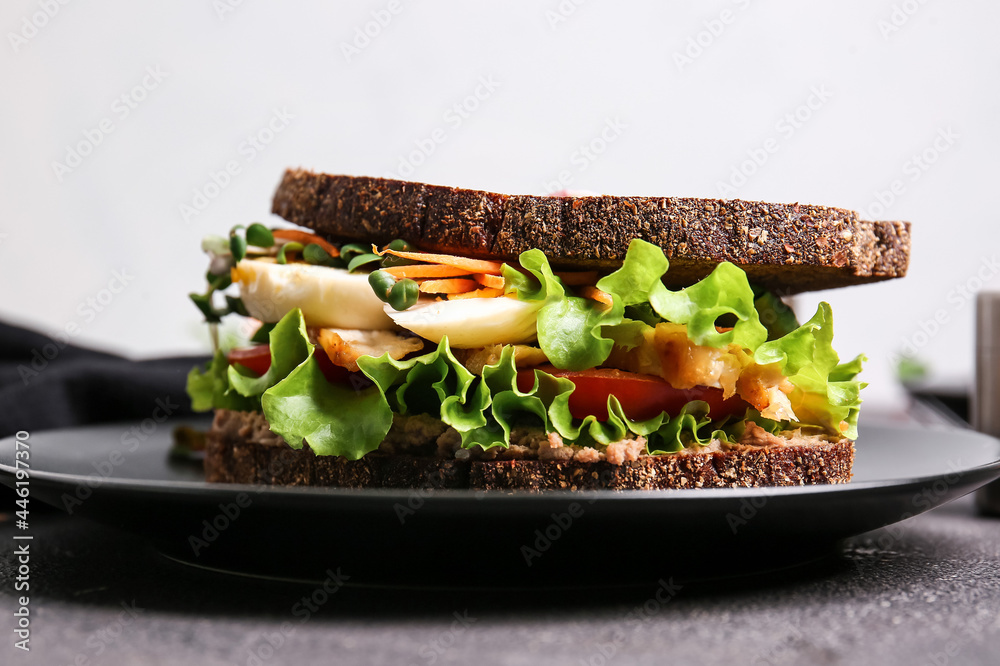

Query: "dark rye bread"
left=205, top=410, right=854, bottom=491
left=271, top=169, right=910, bottom=294
left=474, top=443, right=854, bottom=490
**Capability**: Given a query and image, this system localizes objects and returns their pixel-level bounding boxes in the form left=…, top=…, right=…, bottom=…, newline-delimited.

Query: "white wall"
left=2, top=0, right=995, bottom=409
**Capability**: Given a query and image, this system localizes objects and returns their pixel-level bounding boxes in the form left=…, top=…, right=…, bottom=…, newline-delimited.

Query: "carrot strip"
left=273, top=229, right=340, bottom=257
left=555, top=271, right=599, bottom=286
left=374, top=246, right=503, bottom=274
left=578, top=285, right=614, bottom=307
left=382, top=264, right=472, bottom=279
left=418, top=278, right=480, bottom=294
left=448, top=287, right=504, bottom=300
left=474, top=273, right=505, bottom=289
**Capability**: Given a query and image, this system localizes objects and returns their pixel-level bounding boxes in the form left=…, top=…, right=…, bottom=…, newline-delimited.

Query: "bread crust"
left=271, top=169, right=910, bottom=294
left=205, top=410, right=854, bottom=491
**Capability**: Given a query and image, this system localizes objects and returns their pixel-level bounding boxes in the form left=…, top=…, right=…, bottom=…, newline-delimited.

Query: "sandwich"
left=186, top=168, right=911, bottom=490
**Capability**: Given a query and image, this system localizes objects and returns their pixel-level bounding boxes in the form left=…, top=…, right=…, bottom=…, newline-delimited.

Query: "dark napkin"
left=0, top=321, right=207, bottom=439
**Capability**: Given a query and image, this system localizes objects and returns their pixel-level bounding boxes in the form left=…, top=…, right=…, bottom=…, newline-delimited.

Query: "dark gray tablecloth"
left=2, top=494, right=997, bottom=665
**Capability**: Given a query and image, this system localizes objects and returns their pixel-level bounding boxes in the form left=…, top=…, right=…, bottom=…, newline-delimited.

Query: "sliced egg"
left=232, top=259, right=396, bottom=330
left=385, top=296, right=540, bottom=348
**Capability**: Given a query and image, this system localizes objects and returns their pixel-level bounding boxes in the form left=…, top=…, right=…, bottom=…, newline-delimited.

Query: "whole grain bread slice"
left=271, top=169, right=910, bottom=294
left=472, top=444, right=854, bottom=490
left=205, top=410, right=854, bottom=490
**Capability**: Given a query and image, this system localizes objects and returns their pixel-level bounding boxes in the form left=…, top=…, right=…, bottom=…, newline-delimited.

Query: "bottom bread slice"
left=203, top=409, right=854, bottom=490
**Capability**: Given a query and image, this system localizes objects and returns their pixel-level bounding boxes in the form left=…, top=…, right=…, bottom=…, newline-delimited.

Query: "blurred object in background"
left=974, top=292, right=1000, bottom=515
left=898, top=358, right=970, bottom=428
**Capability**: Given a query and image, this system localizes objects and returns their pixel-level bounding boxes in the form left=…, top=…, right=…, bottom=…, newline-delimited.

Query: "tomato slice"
left=226, top=345, right=272, bottom=376
left=516, top=366, right=748, bottom=422
left=226, top=344, right=363, bottom=386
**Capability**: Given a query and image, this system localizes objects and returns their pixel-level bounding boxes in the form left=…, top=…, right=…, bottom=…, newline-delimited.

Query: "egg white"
left=232, top=259, right=396, bottom=330
left=385, top=296, right=540, bottom=348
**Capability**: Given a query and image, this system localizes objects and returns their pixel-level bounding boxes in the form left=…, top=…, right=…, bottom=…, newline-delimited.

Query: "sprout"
left=347, top=253, right=382, bottom=273
left=246, top=223, right=274, bottom=248
left=277, top=242, right=303, bottom=264
left=229, top=234, right=247, bottom=262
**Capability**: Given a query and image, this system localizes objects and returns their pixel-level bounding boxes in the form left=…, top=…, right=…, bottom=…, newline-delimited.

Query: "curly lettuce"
left=595, top=240, right=768, bottom=349
left=753, top=302, right=866, bottom=439
left=357, top=338, right=493, bottom=449
left=503, top=250, right=624, bottom=370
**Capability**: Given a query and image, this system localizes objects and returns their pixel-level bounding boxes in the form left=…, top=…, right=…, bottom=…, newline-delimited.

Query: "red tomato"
left=226, top=345, right=271, bottom=376
left=226, top=344, right=358, bottom=385
left=516, top=366, right=748, bottom=422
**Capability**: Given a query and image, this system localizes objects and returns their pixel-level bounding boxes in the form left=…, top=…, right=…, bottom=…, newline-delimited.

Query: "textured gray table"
left=1, top=493, right=998, bottom=666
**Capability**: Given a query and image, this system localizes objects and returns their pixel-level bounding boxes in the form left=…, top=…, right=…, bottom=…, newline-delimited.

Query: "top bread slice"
left=271, top=169, right=911, bottom=294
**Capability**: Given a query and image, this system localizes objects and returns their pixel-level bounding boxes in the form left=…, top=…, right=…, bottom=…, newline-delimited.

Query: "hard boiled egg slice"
left=385, top=296, right=539, bottom=348
left=232, top=259, right=396, bottom=330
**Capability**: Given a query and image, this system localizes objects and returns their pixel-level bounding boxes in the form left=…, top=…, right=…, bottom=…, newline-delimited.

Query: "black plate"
left=3, top=418, right=999, bottom=587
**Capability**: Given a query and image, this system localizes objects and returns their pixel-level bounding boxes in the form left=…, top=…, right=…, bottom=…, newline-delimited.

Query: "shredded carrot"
left=273, top=229, right=340, bottom=257
left=418, top=278, right=480, bottom=294
left=382, top=264, right=472, bottom=279
left=373, top=246, right=503, bottom=274
left=448, top=287, right=504, bottom=300
left=555, top=271, right=599, bottom=286
left=578, top=285, right=614, bottom=307
left=474, top=273, right=505, bottom=289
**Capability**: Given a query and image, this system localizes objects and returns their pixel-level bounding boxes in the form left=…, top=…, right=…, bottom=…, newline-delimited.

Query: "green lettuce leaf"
left=503, top=240, right=772, bottom=368
left=596, top=239, right=671, bottom=307
left=537, top=296, right=624, bottom=370
left=479, top=346, right=573, bottom=448
left=753, top=302, right=865, bottom=439
left=186, top=350, right=259, bottom=412
left=186, top=358, right=216, bottom=413
left=831, top=354, right=866, bottom=382
left=228, top=309, right=312, bottom=397
left=357, top=337, right=493, bottom=447
left=504, top=248, right=625, bottom=370
left=754, top=290, right=801, bottom=341
left=548, top=392, right=727, bottom=453
left=593, top=239, right=768, bottom=351
left=648, top=262, right=768, bottom=350
left=261, top=353, right=393, bottom=459
left=643, top=401, right=731, bottom=454
left=502, top=249, right=564, bottom=302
